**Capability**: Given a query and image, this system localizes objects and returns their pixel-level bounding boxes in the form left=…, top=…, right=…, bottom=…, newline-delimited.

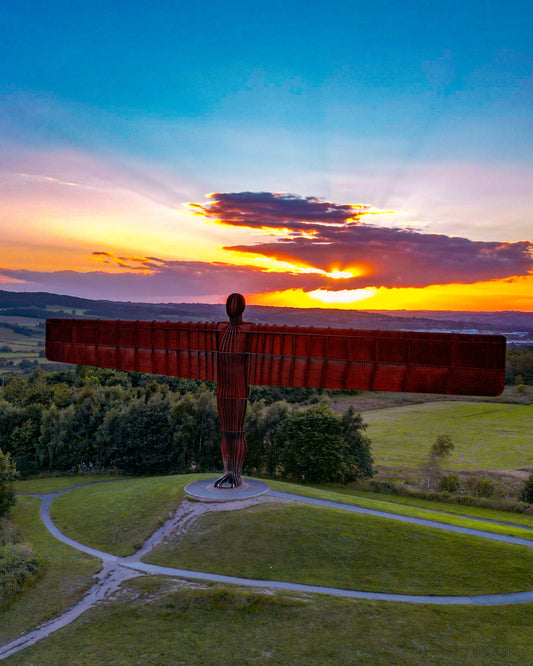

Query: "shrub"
left=520, top=473, right=533, bottom=504
left=0, top=542, right=44, bottom=606
left=470, top=478, right=495, bottom=498
left=440, top=474, right=459, bottom=492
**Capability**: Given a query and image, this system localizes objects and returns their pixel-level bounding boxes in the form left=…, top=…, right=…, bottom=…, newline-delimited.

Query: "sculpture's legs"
left=215, top=397, right=247, bottom=488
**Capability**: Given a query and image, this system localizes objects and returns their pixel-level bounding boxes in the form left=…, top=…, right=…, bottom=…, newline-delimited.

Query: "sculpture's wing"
left=46, top=319, right=219, bottom=381
left=246, top=324, right=506, bottom=396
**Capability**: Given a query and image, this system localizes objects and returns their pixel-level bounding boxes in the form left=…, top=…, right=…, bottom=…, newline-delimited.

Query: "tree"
left=172, top=386, right=220, bottom=472
left=99, top=393, right=178, bottom=474
left=520, top=472, right=533, bottom=504
left=424, top=434, right=454, bottom=491
left=340, top=407, right=374, bottom=480
left=0, top=449, right=18, bottom=516
left=277, top=402, right=373, bottom=483
left=245, top=400, right=289, bottom=476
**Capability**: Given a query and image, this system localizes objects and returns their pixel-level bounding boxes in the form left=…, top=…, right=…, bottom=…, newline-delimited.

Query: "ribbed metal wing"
left=46, top=318, right=506, bottom=396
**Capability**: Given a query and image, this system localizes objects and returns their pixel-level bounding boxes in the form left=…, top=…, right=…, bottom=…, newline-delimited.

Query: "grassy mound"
left=144, top=502, right=533, bottom=595
left=364, top=402, right=533, bottom=470
left=50, top=474, right=207, bottom=556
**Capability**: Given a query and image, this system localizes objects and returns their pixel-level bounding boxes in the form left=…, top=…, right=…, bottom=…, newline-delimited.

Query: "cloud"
left=0, top=259, right=330, bottom=303
left=192, top=192, right=533, bottom=289
left=189, top=191, right=373, bottom=232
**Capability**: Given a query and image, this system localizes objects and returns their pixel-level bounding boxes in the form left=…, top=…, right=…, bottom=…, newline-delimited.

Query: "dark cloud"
left=0, top=260, right=329, bottom=302
left=191, top=192, right=533, bottom=289
left=190, top=191, right=371, bottom=232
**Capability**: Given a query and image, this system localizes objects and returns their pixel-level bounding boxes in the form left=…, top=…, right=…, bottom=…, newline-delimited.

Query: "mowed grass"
left=7, top=578, right=533, bottom=665
left=144, top=502, right=533, bottom=595
left=0, top=497, right=100, bottom=644
left=268, top=480, right=533, bottom=539
left=363, top=401, right=533, bottom=470
left=50, top=474, right=207, bottom=556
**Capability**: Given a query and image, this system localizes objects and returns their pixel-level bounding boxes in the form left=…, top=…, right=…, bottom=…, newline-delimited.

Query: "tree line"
left=0, top=367, right=373, bottom=484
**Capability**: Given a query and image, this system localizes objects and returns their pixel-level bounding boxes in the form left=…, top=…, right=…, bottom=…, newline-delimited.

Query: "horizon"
left=1, top=1, right=532, bottom=311
left=4, top=287, right=533, bottom=319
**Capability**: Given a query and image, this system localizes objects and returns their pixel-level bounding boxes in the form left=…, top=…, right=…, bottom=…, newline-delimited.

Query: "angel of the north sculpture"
left=46, top=293, right=506, bottom=488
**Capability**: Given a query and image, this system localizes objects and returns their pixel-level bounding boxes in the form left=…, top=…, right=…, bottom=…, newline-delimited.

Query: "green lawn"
left=309, top=483, right=533, bottom=527
left=50, top=474, right=207, bottom=556
left=6, top=578, right=533, bottom=665
left=144, top=502, right=533, bottom=595
left=0, top=497, right=100, bottom=644
left=268, top=480, right=533, bottom=538
left=363, top=402, right=533, bottom=470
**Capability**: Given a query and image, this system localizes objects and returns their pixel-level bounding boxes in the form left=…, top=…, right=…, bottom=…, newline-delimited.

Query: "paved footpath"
left=2, top=484, right=533, bottom=660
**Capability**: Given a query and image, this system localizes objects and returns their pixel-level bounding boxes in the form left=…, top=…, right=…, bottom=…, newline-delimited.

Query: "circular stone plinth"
left=185, top=477, right=269, bottom=502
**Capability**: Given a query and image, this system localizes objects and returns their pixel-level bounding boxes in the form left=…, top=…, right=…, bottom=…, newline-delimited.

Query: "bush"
left=0, top=541, right=44, bottom=606
left=440, top=474, right=459, bottom=492
left=469, top=477, right=495, bottom=498
left=520, top=473, right=533, bottom=504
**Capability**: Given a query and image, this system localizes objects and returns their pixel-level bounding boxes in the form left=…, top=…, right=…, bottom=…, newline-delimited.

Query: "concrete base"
left=185, top=477, right=270, bottom=502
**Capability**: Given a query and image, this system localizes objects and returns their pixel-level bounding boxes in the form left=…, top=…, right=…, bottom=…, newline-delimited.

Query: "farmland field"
left=364, top=402, right=533, bottom=470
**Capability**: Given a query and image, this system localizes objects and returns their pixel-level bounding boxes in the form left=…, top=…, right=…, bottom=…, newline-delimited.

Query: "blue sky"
left=1, top=0, right=532, bottom=308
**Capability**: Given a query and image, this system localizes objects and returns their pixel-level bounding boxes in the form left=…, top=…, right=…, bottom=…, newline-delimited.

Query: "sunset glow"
left=249, top=274, right=533, bottom=311
left=0, top=1, right=531, bottom=311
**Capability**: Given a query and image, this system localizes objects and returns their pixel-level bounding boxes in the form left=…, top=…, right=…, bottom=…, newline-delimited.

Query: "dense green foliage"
left=275, top=403, right=373, bottom=483
left=0, top=367, right=372, bottom=483
left=0, top=449, right=18, bottom=516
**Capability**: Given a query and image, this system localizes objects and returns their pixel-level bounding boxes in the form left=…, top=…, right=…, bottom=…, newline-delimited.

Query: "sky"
left=1, top=0, right=532, bottom=311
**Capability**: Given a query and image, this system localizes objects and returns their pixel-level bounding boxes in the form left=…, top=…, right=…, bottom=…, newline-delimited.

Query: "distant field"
left=0, top=315, right=43, bottom=327
left=0, top=351, right=37, bottom=358
left=44, top=306, right=87, bottom=315
left=364, top=402, right=533, bottom=471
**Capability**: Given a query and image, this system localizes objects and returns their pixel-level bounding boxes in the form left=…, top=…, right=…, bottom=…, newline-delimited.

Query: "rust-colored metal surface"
left=46, top=293, right=506, bottom=486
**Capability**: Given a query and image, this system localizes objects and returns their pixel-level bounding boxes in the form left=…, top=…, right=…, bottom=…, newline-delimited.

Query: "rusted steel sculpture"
left=46, top=293, right=506, bottom=488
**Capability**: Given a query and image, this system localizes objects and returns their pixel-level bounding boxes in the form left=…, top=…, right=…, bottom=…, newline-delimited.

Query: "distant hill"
left=1, top=289, right=532, bottom=341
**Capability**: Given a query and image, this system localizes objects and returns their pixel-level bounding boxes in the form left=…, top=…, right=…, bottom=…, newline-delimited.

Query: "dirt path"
left=3, top=482, right=533, bottom=660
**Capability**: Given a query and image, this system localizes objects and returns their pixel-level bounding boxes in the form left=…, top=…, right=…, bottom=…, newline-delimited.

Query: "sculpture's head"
left=226, top=293, right=246, bottom=325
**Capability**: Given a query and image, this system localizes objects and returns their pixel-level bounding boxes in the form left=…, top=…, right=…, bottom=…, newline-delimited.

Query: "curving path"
left=2, top=483, right=533, bottom=660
